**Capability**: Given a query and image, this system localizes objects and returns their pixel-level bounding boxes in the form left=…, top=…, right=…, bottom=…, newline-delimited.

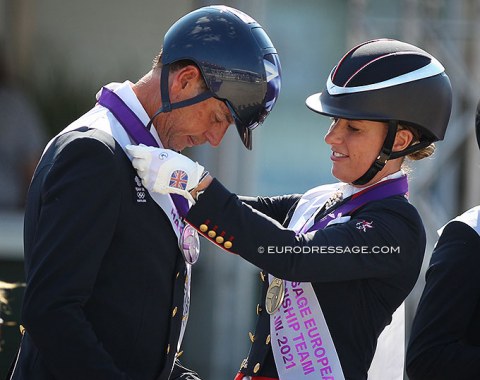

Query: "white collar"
left=95, top=81, right=163, bottom=148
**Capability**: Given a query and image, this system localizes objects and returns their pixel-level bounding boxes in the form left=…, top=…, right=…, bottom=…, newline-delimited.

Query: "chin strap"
left=146, top=63, right=215, bottom=131
left=352, top=120, right=398, bottom=186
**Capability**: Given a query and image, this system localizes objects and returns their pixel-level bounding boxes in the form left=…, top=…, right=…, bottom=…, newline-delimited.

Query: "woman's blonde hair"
left=398, top=123, right=436, bottom=161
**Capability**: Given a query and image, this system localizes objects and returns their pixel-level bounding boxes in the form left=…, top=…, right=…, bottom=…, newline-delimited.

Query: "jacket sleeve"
left=406, top=221, right=480, bottom=380
left=21, top=134, right=130, bottom=379
left=186, top=179, right=424, bottom=283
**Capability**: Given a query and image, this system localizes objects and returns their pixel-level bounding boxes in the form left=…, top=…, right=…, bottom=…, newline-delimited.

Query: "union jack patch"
left=169, top=170, right=189, bottom=190
left=356, top=220, right=373, bottom=232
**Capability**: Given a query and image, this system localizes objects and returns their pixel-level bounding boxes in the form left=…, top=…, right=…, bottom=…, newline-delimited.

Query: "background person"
left=9, top=5, right=281, bottom=380
left=128, top=38, right=452, bottom=380
left=406, top=100, right=480, bottom=380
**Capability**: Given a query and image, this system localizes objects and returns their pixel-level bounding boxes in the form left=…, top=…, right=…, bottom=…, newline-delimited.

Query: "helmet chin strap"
left=146, top=63, right=214, bottom=132
left=352, top=120, right=398, bottom=186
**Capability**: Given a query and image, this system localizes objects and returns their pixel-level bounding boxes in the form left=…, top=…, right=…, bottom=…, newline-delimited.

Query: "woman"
left=127, top=39, right=452, bottom=379
left=405, top=101, right=480, bottom=380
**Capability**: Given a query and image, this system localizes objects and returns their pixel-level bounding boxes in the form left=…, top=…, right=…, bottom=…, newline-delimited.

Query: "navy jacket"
left=11, top=128, right=198, bottom=380
left=186, top=179, right=426, bottom=380
left=407, top=221, right=480, bottom=379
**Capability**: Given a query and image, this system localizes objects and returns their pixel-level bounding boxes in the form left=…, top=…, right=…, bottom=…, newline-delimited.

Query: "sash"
left=270, top=176, right=408, bottom=380
left=96, top=85, right=192, bottom=351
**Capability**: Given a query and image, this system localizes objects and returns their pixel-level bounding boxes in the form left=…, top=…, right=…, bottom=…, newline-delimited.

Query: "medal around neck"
left=179, top=224, right=200, bottom=264
left=266, top=277, right=285, bottom=315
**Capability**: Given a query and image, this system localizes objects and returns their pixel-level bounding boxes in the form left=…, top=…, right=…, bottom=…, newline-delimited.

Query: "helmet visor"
left=222, top=53, right=281, bottom=149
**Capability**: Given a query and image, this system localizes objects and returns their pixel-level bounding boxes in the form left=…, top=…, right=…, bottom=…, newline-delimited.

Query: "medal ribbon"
left=97, top=85, right=194, bottom=353
left=97, top=86, right=189, bottom=217
left=270, top=176, right=408, bottom=380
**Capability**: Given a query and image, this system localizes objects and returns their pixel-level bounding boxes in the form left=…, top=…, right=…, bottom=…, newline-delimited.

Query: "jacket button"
left=172, top=307, right=178, bottom=317
left=208, top=230, right=216, bottom=238
left=215, top=236, right=224, bottom=244
left=266, top=334, right=271, bottom=345
left=253, top=363, right=260, bottom=373
left=200, top=224, right=208, bottom=232
left=224, top=241, right=233, bottom=249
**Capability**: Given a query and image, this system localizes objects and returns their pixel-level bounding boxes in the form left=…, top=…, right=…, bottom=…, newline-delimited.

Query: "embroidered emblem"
left=169, top=170, right=189, bottom=190
left=135, top=176, right=142, bottom=187
left=356, top=220, right=373, bottom=232
left=324, top=190, right=343, bottom=210
left=134, top=175, right=147, bottom=203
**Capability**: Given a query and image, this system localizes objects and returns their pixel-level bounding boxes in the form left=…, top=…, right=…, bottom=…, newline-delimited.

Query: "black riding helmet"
left=306, top=38, right=452, bottom=185
left=152, top=5, right=281, bottom=150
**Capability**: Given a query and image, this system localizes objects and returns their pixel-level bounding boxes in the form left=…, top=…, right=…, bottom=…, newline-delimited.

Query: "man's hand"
left=126, top=145, right=205, bottom=203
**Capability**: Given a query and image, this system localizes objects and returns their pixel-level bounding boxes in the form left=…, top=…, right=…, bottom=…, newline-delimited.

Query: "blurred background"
left=1, top=0, right=479, bottom=378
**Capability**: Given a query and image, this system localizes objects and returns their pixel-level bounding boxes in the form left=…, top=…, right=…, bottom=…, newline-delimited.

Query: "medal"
left=179, top=224, right=200, bottom=264
left=265, top=277, right=285, bottom=314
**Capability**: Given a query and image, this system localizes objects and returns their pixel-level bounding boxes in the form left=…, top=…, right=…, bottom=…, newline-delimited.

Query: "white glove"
left=126, top=144, right=205, bottom=204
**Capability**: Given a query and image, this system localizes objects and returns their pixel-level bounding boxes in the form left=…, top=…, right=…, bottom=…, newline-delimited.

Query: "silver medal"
left=179, top=224, right=200, bottom=264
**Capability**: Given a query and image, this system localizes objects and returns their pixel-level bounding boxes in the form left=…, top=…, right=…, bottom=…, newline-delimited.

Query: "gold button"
left=260, top=272, right=265, bottom=282
left=199, top=224, right=208, bottom=232
left=215, top=236, right=224, bottom=244
left=224, top=241, right=233, bottom=249
left=166, top=344, right=170, bottom=354
left=256, top=304, right=262, bottom=315
left=266, top=334, right=271, bottom=345
left=172, top=307, right=178, bottom=317
left=176, top=350, right=184, bottom=358
left=176, top=272, right=180, bottom=279
left=248, top=331, right=255, bottom=343
left=253, top=363, right=260, bottom=373
left=208, top=230, right=216, bottom=238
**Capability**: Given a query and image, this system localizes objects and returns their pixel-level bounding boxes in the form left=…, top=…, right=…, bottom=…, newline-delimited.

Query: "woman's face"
left=324, top=118, right=388, bottom=185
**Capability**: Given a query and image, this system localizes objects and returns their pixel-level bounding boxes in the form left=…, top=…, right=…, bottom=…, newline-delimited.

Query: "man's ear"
left=393, top=129, right=414, bottom=152
left=170, top=65, right=202, bottom=96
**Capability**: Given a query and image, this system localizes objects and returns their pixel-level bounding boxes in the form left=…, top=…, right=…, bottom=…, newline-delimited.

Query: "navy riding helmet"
left=156, top=5, right=281, bottom=150
left=306, top=38, right=452, bottom=185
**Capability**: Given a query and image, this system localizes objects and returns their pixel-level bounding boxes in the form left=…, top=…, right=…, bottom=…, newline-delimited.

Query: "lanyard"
left=307, top=176, right=408, bottom=232
left=97, top=86, right=189, bottom=217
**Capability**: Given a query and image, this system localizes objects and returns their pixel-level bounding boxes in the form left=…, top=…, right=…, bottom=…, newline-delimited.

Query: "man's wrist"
left=190, top=173, right=213, bottom=202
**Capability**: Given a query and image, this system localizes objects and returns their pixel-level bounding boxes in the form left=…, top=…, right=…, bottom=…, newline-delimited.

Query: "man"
left=9, top=5, right=281, bottom=380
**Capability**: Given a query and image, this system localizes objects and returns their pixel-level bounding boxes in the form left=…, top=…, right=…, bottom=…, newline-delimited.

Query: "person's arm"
left=22, top=135, right=130, bottom=379
left=406, top=221, right=480, bottom=380
left=187, top=178, right=423, bottom=283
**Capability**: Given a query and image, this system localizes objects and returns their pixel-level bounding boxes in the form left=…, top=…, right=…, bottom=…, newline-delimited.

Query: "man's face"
left=158, top=97, right=233, bottom=151
left=155, top=66, right=234, bottom=151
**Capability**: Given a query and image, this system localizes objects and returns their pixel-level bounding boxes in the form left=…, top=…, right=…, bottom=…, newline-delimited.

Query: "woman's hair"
left=398, top=123, right=436, bottom=161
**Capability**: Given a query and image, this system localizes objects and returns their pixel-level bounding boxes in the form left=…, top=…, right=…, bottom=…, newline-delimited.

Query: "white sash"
left=44, top=82, right=192, bottom=349
left=270, top=181, right=406, bottom=380
left=270, top=184, right=345, bottom=380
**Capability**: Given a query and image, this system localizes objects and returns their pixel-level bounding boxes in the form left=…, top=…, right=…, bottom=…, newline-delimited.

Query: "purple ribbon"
left=97, top=87, right=189, bottom=217
left=307, top=175, right=408, bottom=232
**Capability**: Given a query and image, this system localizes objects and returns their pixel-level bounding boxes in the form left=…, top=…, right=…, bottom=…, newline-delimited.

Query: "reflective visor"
left=219, top=53, right=281, bottom=149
